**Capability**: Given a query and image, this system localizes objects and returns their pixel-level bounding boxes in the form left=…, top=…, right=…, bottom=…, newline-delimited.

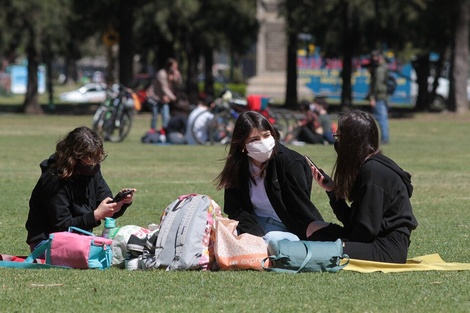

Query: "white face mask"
left=245, top=136, right=275, bottom=163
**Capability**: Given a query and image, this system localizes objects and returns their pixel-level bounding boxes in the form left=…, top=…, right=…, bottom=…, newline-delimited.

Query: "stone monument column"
left=247, top=0, right=313, bottom=102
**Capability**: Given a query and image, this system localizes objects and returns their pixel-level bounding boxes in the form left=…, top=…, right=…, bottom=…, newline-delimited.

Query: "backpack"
left=141, top=130, right=160, bottom=144
left=142, top=194, right=222, bottom=271
left=386, top=71, right=397, bottom=95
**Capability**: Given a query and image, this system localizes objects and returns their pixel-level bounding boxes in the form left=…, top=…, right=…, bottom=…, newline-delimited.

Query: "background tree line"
left=0, top=0, right=469, bottom=114
left=280, top=0, right=470, bottom=113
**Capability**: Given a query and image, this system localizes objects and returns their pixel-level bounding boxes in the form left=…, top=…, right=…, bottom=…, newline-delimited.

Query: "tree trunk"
left=185, top=40, right=200, bottom=104
left=23, top=23, right=43, bottom=115
left=452, top=0, right=470, bottom=113
left=341, top=0, right=353, bottom=107
left=105, top=46, right=116, bottom=86
left=118, top=1, right=134, bottom=87
left=45, top=48, right=55, bottom=112
left=412, top=54, right=431, bottom=112
left=285, top=30, right=298, bottom=109
left=203, top=48, right=215, bottom=98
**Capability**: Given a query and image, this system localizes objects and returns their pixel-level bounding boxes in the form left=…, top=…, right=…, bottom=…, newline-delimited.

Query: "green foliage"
left=0, top=112, right=470, bottom=312
left=280, top=0, right=460, bottom=62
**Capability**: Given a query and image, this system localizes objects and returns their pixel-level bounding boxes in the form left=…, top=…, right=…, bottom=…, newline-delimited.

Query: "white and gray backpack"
left=142, top=194, right=222, bottom=271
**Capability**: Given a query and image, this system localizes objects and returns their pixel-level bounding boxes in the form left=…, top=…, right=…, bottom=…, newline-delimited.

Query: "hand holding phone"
left=109, top=189, right=134, bottom=203
left=304, top=155, right=329, bottom=184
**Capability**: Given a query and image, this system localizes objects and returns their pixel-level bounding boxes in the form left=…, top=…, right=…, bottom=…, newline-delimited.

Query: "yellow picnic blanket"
left=343, top=254, right=470, bottom=273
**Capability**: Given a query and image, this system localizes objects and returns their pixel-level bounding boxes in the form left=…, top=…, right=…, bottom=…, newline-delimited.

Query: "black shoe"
left=127, top=235, right=147, bottom=255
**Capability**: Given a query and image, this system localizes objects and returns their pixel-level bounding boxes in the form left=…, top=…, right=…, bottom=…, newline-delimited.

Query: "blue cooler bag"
left=262, top=239, right=349, bottom=273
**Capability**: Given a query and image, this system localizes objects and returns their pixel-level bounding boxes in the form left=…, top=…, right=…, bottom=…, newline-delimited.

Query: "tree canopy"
left=0, top=0, right=468, bottom=113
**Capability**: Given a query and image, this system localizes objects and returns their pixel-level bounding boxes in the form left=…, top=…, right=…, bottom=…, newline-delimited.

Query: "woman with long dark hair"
left=26, top=126, right=136, bottom=251
left=215, top=111, right=324, bottom=240
left=308, top=109, right=418, bottom=263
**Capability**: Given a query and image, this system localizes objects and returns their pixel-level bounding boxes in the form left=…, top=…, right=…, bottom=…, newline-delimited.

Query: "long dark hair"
left=54, top=126, right=107, bottom=179
left=332, top=109, right=380, bottom=201
left=215, top=111, right=279, bottom=190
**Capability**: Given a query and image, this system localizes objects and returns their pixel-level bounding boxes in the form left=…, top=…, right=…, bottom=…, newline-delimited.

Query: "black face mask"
left=75, top=161, right=101, bottom=176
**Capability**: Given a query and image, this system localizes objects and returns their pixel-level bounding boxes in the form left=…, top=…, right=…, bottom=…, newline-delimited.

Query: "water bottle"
left=102, top=217, right=116, bottom=238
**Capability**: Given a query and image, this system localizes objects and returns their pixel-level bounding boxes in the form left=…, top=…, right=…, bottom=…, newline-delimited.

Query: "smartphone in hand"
left=109, top=189, right=134, bottom=203
left=304, top=155, right=329, bottom=183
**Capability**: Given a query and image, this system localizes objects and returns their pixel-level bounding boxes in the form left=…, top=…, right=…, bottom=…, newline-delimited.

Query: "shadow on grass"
left=0, top=103, right=100, bottom=115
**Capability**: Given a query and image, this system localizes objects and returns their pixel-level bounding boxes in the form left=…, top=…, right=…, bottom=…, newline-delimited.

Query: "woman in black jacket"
left=26, top=126, right=136, bottom=251
left=215, top=111, right=324, bottom=240
left=308, top=109, right=418, bottom=263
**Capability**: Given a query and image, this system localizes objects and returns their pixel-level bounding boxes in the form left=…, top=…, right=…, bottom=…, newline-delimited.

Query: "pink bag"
left=33, top=227, right=113, bottom=269
left=214, top=218, right=268, bottom=271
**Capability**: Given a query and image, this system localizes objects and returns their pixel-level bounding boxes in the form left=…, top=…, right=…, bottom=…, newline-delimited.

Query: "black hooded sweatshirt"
left=25, top=155, right=128, bottom=245
left=326, top=153, right=418, bottom=242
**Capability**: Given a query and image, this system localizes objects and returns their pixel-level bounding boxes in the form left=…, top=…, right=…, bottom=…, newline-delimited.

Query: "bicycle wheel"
left=92, top=107, right=112, bottom=140
left=281, top=110, right=302, bottom=143
left=269, top=109, right=291, bottom=141
left=105, top=111, right=133, bottom=142
left=208, top=109, right=236, bottom=145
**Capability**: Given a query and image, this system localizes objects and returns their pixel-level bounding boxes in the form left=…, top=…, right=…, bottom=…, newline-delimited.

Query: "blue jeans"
left=256, top=216, right=288, bottom=233
left=256, top=216, right=300, bottom=243
left=149, top=99, right=170, bottom=131
left=263, top=231, right=300, bottom=243
left=372, top=99, right=389, bottom=143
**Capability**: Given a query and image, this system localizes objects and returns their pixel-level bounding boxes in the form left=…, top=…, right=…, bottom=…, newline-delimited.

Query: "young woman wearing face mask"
left=307, top=109, right=418, bottom=263
left=215, top=111, right=324, bottom=240
left=25, top=126, right=136, bottom=251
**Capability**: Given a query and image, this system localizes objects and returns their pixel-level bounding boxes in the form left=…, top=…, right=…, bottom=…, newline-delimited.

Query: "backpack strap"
left=152, top=198, right=186, bottom=266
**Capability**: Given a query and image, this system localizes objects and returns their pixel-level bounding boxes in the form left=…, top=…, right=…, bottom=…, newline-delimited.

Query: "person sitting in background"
left=25, top=126, right=136, bottom=252
left=307, top=109, right=418, bottom=263
left=310, top=97, right=335, bottom=144
left=165, top=99, right=190, bottom=144
left=185, top=96, right=215, bottom=145
left=295, top=100, right=324, bottom=144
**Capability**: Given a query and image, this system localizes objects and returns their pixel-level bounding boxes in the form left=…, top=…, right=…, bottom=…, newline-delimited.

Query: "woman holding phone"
left=308, top=109, right=418, bottom=263
left=25, top=126, right=136, bottom=252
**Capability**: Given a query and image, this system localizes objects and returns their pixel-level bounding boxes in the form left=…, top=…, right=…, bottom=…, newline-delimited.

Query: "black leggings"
left=308, top=227, right=410, bottom=264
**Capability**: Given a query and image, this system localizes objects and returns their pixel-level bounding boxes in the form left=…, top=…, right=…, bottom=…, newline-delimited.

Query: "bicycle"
left=190, top=90, right=295, bottom=145
left=92, top=84, right=138, bottom=142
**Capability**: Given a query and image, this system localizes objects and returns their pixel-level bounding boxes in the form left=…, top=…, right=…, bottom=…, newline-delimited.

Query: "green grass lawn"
left=0, top=111, right=469, bottom=313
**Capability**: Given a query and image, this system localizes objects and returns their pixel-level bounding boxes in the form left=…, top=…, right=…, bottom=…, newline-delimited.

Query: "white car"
left=410, top=71, right=470, bottom=111
left=59, top=83, right=107, bottom=103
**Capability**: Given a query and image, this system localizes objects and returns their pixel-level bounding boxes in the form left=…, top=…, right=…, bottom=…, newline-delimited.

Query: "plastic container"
left=102, top=217, right=117, bottom=238
left=148, top=223, right=159, bottom=231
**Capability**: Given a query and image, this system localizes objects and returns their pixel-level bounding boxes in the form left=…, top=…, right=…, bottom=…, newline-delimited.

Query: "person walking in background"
left=307, top=109, right=418, bottom=263
left=146, top=58, right=183, bottom=136
left=367, top=50, right=390, bottom=144
left=25, top=126, right=136, bottom=252
left=214, top=111, right=324, bottom=240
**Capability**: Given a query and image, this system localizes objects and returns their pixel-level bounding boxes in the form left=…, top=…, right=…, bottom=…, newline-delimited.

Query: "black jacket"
left=224, top=144, right=324, bottom=239
left=326, top=153, right=418, bottom=241
left=25, top=155, right=128, bottom=244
